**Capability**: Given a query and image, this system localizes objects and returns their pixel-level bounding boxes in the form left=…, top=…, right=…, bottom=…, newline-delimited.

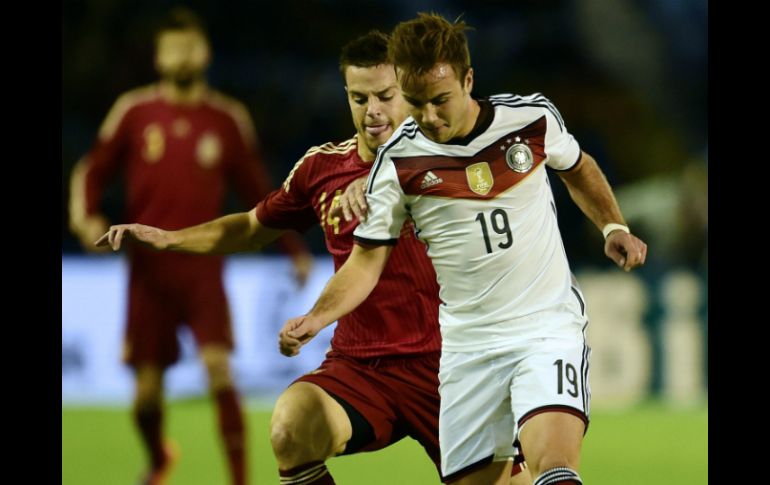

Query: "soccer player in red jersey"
left=97, top=31, right=531, bottom=484
left=69, top=8, right=312, bottom=485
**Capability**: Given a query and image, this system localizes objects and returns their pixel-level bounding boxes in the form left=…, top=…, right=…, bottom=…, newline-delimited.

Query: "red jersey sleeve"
left=222, top=103, right=274, bottom=206
left=255, top=149, right=318, bottom=233
left=76, top=93, right=133, bottom=217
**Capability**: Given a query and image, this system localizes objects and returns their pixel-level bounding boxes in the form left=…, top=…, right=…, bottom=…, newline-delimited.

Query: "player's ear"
left=463, top=67, right=474, bottom=94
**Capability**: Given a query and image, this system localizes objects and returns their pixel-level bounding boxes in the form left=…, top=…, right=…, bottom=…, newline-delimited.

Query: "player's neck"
left=356, top=135, right=375, bottom=163
left=158, top=80, right=208, bottom=105
left=456, top=98, right=481, bottom=140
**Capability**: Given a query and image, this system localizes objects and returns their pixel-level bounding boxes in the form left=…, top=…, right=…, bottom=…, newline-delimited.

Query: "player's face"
left=345, top=64, right=408, bottom=158
left=399, top=63, right=475, bottom=144
left=155, top=29, right=211, bottom=87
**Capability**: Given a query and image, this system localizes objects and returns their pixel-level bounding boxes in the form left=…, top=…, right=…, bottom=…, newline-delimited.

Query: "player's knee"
left=134, top=387, right=161, bottom=408
left=270, top=386, right=338, bottom=465
left=200, top=346, right=233, bottom=391
left=205, top=364, right=233, bottom=391
left=133, top=367, right=163, bottom=407
left=270, top=418, right=309, bottom=464
left=269, top=420, right=293, bottom=456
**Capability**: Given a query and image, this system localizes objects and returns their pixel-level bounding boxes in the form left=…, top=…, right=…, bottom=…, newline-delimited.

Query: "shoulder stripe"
left=491, top=92, right=563, bottom=126
left=98, top=85, right=158, bottom=141
left=283, top=136, right=357, bottom=192
left=311, top=137, right=357, bottom=154
left=490, top=99, right=565, bottom=132
left=491, top=93, right=565, bottom=131
left=206, top=90, right=259, bottom=147
left=366, top=128, right=419, bottom=194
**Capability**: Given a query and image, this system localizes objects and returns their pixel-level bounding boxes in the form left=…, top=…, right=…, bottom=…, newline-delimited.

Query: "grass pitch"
left=62, top=399, right=707, bottom=484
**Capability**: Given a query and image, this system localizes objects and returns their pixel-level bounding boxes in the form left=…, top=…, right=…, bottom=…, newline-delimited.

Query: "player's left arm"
left=556, top=151, right=647, bottom=271
left=279, top=243, right=392, bottom=356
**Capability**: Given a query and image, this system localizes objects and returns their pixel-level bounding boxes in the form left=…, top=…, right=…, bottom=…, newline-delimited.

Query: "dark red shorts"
left=295, top=350, right=444, bottom=478
left=122, top=268, right=233, bottom=368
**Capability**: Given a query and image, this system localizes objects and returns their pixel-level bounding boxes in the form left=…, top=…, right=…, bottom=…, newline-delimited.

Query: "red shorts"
left=295, top=350, right=444, bottom=478
left=122, top=264, right=233, bottom=368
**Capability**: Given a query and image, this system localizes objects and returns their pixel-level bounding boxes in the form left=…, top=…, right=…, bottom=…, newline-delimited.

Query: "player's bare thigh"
left=270, top=382, right=352, bottom=466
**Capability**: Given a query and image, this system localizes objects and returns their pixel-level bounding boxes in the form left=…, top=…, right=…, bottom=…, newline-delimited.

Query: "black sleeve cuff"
left=552, top=150, right=583, bottom=172
left=353, top=235, right=398, bottom=247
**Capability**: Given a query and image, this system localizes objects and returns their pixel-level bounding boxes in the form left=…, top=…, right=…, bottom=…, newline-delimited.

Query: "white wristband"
left=602, top=223, right=629, bottom=240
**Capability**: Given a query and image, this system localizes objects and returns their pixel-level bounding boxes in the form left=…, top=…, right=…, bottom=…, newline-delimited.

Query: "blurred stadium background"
left=62, top=0, right=707, bottom=483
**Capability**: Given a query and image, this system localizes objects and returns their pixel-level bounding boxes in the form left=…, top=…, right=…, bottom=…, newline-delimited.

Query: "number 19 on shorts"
left=554, top=359, right=579, bottom=397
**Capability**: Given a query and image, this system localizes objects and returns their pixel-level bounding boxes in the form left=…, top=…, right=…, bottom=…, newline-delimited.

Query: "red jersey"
left=256, top=137, right=442, bottom=358
left=71, top=84, right=305, bottom=275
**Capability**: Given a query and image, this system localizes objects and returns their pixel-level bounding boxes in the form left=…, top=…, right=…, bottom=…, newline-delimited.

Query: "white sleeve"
left=353, top=155, right=408, bottom=245
left=543, top=102, right=582, bottom=171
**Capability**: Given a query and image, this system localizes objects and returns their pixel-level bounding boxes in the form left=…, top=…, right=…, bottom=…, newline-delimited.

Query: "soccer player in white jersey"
left=280, top=13, right=647, bottom=485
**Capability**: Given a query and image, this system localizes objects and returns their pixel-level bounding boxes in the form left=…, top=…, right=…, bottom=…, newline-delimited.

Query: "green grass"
left=62, top=399, right=707, bottom=484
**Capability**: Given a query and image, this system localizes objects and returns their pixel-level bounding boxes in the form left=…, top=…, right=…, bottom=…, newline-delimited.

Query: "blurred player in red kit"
left=68, top=7, right=312, bottom=485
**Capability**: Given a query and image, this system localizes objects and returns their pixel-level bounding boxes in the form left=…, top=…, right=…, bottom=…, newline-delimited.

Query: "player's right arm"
left=95, top=208, right=285, bottom=254
left=69, top=91, right=137, bottom=252
left=279, top=243, right=392, bottom=356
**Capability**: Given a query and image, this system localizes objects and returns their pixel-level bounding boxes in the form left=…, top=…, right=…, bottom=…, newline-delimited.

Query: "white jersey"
left=353, top=93, right=588, bottom=352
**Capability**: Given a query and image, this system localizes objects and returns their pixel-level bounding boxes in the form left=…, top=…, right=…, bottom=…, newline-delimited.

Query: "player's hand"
left=331, top=176, right=368, bottom=222
left=291, top=253, right=314, bottom=288
left=95, top=223, right=171, bottom=252
left=604, top=231, right=647, bottom=272
left=278, top=315, right=324, bottom=357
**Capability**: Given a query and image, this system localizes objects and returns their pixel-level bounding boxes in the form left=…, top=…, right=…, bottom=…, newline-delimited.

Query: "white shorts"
left=438, top=332, right=591, bottom=479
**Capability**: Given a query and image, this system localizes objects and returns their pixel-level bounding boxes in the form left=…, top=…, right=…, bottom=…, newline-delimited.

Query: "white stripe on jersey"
left=490, top=93, right=565, bottom=131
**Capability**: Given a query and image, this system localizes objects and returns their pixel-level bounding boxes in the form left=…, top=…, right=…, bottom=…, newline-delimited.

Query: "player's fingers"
left=348, top=201, right=360, bottom=221
left=354, top=192, right=368, bottom=219
left=280, top=331, right=300, bottom=345
left=351, top=200, right=367, bottom=221
left=625, top=242, right=646, bottom=271
left=279, top=343, right=297, bottom=357
left=605, top=244, right=625, bottom=269
left=113, top=227, right=127, bottom=251
left=95, top=232, right=110, bottom=247
left=280, top=339, right=302, bottom=356
left=355, top=190, right=367, bottom=210
left=340, top=198, right=353, bottom=222
left=287, top=327, right=303, bottom=339
left=279, top=332, right=296, bottom=347
left=288, top=327, right=312, bottom=341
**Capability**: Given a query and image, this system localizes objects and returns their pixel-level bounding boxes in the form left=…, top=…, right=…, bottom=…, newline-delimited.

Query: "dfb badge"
left=505, top=142, right=533, bottom=173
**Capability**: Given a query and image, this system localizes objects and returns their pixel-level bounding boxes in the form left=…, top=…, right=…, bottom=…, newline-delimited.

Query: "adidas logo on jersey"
left=420, top=171, right=443, bottom=189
